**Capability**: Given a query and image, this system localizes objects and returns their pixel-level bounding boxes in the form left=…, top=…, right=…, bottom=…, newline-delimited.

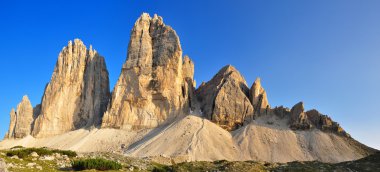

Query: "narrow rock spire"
left=5, top=95, right=34, bottom=139
left=250, top=77, right=270, bottom=115
left=5, top=108, right=16, bottom=139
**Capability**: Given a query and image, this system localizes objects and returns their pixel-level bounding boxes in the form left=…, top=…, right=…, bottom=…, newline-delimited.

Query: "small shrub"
left=71, top=158, right=122, bottom=171
left=152, top=163, right=172, bottom=172
left=6, top=148, right=39, bottom=158
left=153, top=166, right=167, bottom=172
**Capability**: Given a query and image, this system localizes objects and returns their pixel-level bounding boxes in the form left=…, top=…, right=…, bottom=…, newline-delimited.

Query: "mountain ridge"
left=1, top=13, right=377, bottom=163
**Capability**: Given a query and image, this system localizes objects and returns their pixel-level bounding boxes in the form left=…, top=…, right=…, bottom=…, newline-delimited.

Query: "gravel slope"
left=0, top=115, right=374, bottom=163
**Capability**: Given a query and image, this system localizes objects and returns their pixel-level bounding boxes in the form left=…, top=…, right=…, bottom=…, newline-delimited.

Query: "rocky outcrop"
left=272, top=106, right=291, bottom=118
left=101, top=13, right=195, bottom=129
left=195, top=65, right=254, bottom=131
left=289, top=102, right=349, bottom=137
left=5, top=96, right=34, bottom=139
left=249, top=78, right=270, bottom=115
left=289, top=102, right=312, bottom=130
left=306, top=109, right=349, bottom=137
left=32, top=39, right=110, bottom=138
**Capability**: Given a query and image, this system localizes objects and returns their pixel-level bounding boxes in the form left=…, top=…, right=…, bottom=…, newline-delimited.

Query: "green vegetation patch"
left=71, top=158, right=122, bottom=171
left=151, top=162, right=172, bottom=172
left=5, top=147, right=77, bottom=158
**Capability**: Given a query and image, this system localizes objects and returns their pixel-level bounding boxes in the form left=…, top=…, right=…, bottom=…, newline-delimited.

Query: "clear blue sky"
left=1, top=0, right=379, bottom=149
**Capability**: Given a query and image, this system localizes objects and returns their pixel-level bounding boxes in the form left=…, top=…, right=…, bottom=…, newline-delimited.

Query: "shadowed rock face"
left=5, top=96, right=34, bottom=139
left=101, top=13, right=195, bottom=129
left=32, top=39, right=110, bottom=138
left=195, top=65, right=254, bottom=131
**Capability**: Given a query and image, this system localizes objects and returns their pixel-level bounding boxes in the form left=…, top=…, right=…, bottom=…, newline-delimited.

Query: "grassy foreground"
left=0, top=147, right=379, bottom=172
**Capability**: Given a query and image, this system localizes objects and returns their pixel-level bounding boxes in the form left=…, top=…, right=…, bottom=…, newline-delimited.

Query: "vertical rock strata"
left=101, top=13, right=195, bottom=129
left=32, top=39, right=110, bottom=138
left=195, top=65, right=254, bottom=131
left=5, top=96, right=34, bottom=139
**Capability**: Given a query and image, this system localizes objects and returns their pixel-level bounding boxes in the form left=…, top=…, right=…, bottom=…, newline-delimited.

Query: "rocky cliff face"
left=195, top=65, right=254, bottom=131
left=32, top=39, right=110, bottom=138
left=101, top=13, right=195, bottom=129
left=5, top=96, right=34, bottom=139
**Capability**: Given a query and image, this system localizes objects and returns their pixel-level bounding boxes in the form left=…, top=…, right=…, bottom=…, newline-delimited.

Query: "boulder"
left=32, top=39, right=110, bottom=138
left=195, top=65, right=254, bottom=131
left=26, top=163, right=36, bottom=168
left=40, top=155, right=55, bottom=161
left=10, top=155, right=19, bottom=160
left=30, top=152, right=39, bottom=158
left=101, top=13, right=195, bottom=129
left=36, top=166, right=42, bottom=170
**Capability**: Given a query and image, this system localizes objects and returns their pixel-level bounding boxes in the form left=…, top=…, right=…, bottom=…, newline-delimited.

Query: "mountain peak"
left=21, top=95, right=30, bottom=102
left=102, top=12, right=194, bottom=129
left=219, top=64, right=237, bottom=73
left=139, top=12, right=151, bottom=21
left=32, top=39, right=110, bottom=138
left=254, top=77, right=261, bottom=85
left=196, top=65, right=253, bottom=131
